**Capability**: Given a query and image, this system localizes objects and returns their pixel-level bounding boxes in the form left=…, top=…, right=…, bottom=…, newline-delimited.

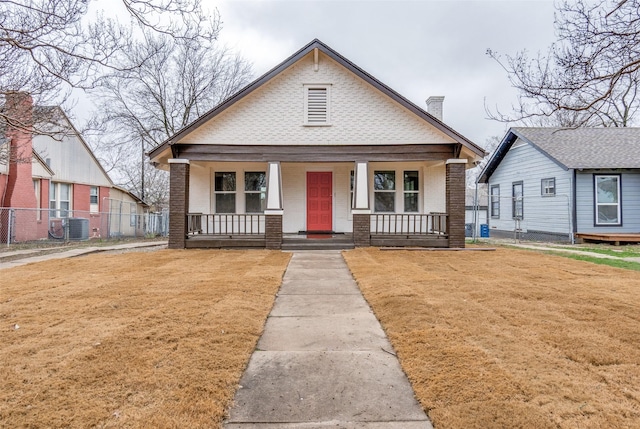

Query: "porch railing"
left=187, top=213, right=265, bottom=236
left=370, top=213, right=448, bottom=236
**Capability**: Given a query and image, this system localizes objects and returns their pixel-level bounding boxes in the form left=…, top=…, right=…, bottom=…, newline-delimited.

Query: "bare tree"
left=487, top=0, right=640, bottom=127
left=0, top=0, right=219, bottom=164
left=87, top=29, right=252, bottom=207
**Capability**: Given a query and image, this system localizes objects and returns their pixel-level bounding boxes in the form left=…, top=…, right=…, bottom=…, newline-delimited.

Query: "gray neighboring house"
left=478, top=127, right=640, bottom=243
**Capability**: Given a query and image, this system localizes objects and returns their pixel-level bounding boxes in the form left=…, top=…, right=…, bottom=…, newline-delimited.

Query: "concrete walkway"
left=224, top=251, right=432, bottom=429
left=0, top=241, right=167, bottom=270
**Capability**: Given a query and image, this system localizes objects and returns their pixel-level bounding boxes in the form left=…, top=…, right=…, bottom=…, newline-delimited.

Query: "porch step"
left=281, top=234, right=355, bottom=251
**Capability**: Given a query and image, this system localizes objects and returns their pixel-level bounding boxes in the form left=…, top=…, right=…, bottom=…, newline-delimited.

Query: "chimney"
left=3, top=92, right=36, bottom=210
left=426, top=96, right=444, bottom=121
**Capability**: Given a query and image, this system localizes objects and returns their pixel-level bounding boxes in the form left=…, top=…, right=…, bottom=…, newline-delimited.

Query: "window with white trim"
left=541, top=178, right=556, bottom=196
left=33, top=180, right=41, bottom=220
left=90, top=186, right=99, bottom=213
left=374, top=171, right=395, bottom=212
left=130, top=203, right=137, bottom=227
left=403, top=171, right=419, bottom=212
left=215, top=172, right=236, bottom=213
left=244, top=172, right=266, bottom=213
left=49, top=182, right=71, bottom=218
left=595, top=175, right=621, bottom=225
left=350, top=170, right=354, bottom=209
left=304, top=84, right=331, bottom=125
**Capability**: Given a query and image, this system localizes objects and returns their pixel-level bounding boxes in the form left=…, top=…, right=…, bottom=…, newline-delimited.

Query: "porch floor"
left=575, top=233, right=640, bottom=245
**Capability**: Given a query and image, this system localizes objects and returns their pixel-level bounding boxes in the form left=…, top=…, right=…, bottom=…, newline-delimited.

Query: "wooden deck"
left=575, top=233, right=640, bottom=245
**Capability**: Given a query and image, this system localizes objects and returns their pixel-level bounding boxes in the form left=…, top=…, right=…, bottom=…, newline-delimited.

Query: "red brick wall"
left=2, top=93, right=37, bottom=211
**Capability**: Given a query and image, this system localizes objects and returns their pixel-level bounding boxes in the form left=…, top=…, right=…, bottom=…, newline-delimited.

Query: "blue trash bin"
left=480, top=224, right=489, bottom=238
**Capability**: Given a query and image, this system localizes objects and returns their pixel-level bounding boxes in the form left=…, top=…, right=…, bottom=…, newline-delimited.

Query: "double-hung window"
left=490, top=185, right=500, bottom=218
left=595, top=175, right=621, bottom=225
left=245, top=172, right=266, bottom=213
left=90, top=186, right=99, bottom=213
left=49, top=182, right=71, bottom=218
left=215, top=172, right=236, bottom=213
left=512, top=181, right=523, bottom=219
left=374, top=171, right=395, bottom=212
left=403, top=171, right=419, bottom=212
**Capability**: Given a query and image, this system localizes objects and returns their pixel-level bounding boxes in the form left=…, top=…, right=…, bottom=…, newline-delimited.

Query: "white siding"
left=189, top=160, right=446, bottom=233
left=488, top=139, right=573, bottom=235
left=576, top=170, right=640, bottom=233
left=183, top=51, right=455, bottom=146
left=32, top=133, right=111, bottom=186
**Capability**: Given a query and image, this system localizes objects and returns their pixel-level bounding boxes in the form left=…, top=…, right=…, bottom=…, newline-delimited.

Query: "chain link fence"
left=470, top=194, right=573, bottom=243
left=0, top=207, right=169, bottom=245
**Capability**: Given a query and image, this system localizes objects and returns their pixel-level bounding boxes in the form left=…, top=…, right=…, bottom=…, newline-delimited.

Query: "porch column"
left=265, top=161, right=283, bottom=250
left=168, top=159, right=190, bottom=249
left=446, top=159, right=467, bottom=248
left=352, top=161, right=371, bottom=247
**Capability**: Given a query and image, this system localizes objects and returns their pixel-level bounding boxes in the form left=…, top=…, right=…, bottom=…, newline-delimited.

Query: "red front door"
left=307, top=172, right=332, bottom=232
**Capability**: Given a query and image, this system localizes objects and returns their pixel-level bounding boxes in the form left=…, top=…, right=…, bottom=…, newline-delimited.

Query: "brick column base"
left=168, top=160, right=190, bottom=249
left=265, top=215, right=282, bottom=250
left=353, top=213, right=371, bottom=247
left=446, top=160, right=466, bottom=248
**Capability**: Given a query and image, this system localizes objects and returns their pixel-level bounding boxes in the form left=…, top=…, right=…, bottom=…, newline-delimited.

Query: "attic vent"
left=304, top=84, right=331, bottom=125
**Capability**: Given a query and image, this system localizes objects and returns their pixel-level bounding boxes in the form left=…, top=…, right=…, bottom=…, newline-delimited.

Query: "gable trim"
left=149, top=39, right=485, bottom=160
left=477, top=128, right=569, bottom=183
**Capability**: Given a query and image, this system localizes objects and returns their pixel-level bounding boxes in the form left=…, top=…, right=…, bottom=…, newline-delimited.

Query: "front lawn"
left=344, top=247, right=640, bottom=429
left=0, top=249, right=290, bottom=428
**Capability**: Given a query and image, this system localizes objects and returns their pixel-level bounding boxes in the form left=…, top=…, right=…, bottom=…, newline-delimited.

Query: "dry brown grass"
left=343, top=247, right=640, bottom=429
left=0, top=249, right=290, bottom=428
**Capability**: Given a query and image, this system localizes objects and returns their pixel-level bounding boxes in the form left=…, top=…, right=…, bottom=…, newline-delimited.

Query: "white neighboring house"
left=149, top=39, right=485, bottom=249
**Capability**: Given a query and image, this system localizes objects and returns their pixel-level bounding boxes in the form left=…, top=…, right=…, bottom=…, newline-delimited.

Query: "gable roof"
left=149, top=38, right=484, bottom=160
left=478, top=127, right=640, bottom=183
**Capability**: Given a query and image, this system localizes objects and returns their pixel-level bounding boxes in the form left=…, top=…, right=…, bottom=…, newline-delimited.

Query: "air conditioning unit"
left=68, top=218, right=89, bottom=241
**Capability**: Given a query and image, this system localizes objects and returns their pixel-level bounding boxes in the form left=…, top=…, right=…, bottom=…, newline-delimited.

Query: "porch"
left=575, top=233, right=640, bottom=246
left=184, top=213, right=450, bottom=249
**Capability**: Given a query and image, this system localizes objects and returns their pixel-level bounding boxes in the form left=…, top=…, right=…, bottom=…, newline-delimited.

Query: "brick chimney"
left=426, top=96, right=444, bottom=121
left=2, top=92, right=37, bottom=210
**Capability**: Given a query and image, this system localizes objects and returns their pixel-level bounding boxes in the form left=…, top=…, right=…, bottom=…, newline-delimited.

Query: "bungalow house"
left=149, top=39, right=485, bottom=249
left=478, top=127, right=640, bottom=244
left=0, top=93, right=148, bottom=243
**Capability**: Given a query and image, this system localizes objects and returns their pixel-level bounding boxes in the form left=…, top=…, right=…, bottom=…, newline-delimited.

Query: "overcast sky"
left=212, top=0, right=557, bottom=149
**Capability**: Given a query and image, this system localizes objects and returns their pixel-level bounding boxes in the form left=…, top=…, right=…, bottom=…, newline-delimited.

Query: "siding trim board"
left=174, top=144, right=455, bottom=162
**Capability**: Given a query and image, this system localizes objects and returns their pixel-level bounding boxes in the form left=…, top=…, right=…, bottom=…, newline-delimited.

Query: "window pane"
left=215, top=172, right=236, bottom=192
left=598, top=205, right=619, bottom=224
left=216, top=194, right=236, bottom=213
left=374, top=171, right=395, bottom=190
left=246, top=193, right=265, bottom=213
left=50, top=182, right=56, bottom=199
left=375, top=193, right=395, bottom=212
left=404, top=193, right=418, bottom=212
left=60, top=183, right=70, bottom=200
left=404, top=171, right=419, bottom=191
left=597, top=177, right=618, bottom=203
left=245, top=172, right=266, bottom=192
left=60, top=201, right=69, bottom=218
